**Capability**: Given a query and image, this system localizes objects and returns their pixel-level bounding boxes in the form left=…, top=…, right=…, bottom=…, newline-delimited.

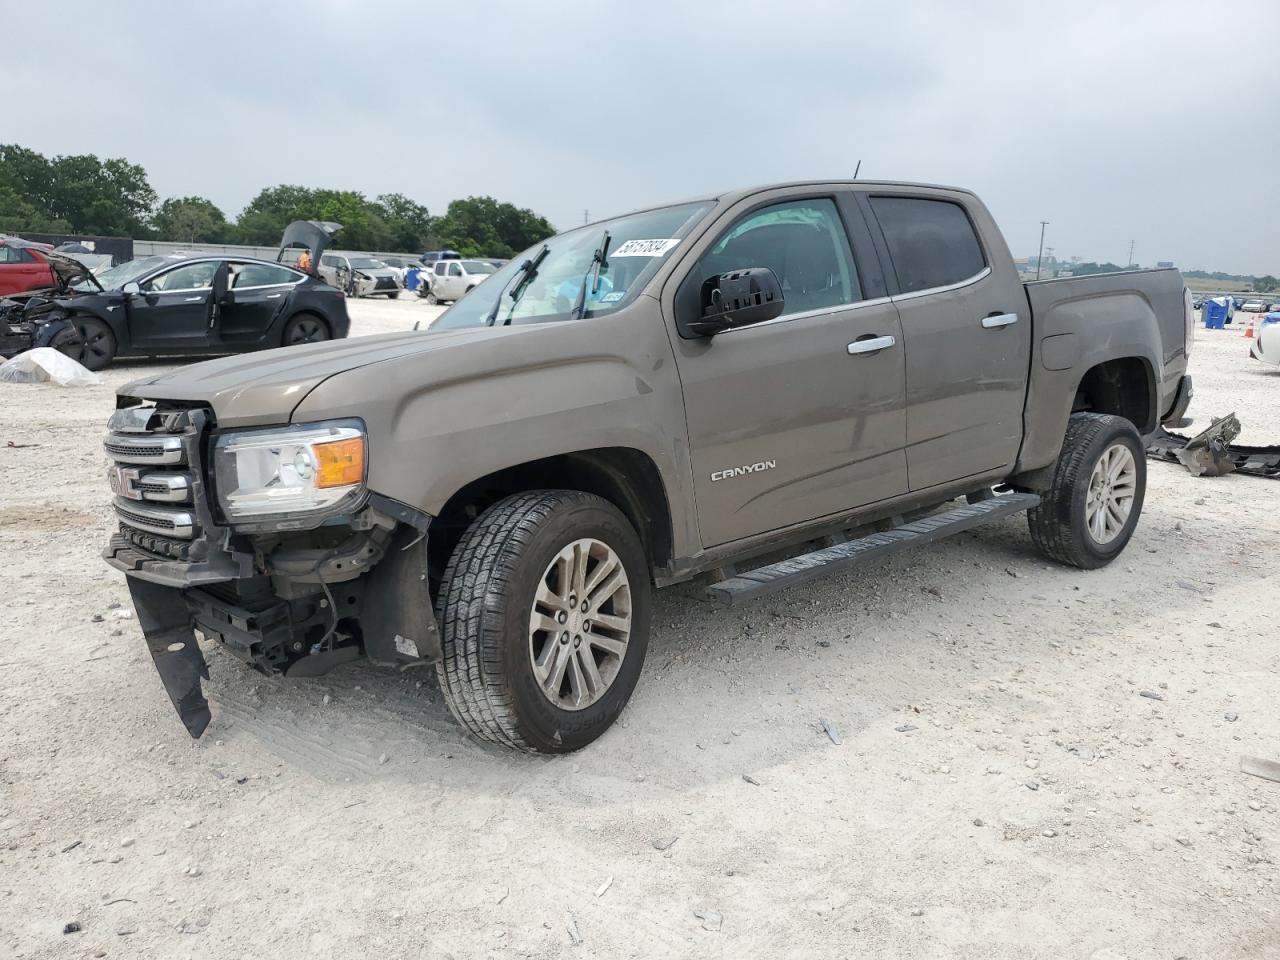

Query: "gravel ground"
left=1, top=299, right=1277, bottom=959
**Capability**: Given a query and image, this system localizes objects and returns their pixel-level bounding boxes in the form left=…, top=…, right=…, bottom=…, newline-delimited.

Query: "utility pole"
left=1035, top=221, right=1049, bottom=280
left=1127, top=239, right=1135, bottom=268
left=583, top=209, right=589, bottom=225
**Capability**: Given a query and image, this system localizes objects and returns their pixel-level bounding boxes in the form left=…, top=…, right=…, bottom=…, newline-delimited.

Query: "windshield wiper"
left=487, top=245, right=549, bottom=327
left=570, top=230, right=611, bottom=321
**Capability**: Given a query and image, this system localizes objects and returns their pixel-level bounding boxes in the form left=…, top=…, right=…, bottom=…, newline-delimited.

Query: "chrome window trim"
left=721, top=295, right=895, bottom=334
left=889, top=266, right=991, bottom=303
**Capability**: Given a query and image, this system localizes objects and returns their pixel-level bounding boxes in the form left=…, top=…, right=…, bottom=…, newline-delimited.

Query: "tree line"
left=0, top=144, right=556, bottom=259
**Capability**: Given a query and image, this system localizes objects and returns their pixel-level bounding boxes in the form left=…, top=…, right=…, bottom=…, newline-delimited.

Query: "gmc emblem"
left=109, top=464, right=144, bottom=500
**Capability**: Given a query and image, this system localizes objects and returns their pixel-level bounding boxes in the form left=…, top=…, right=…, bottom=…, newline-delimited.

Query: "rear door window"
left=233, top=262, right=302, bottom=288
left=869, top=196, right=986, bottom=293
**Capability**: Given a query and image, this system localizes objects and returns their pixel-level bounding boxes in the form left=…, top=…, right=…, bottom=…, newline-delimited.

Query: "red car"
left=0, top=236, right=59, bottom=297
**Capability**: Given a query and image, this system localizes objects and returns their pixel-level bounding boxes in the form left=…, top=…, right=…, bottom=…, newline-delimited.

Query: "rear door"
left=128, top=260, right=219, bottom=350
left=217, top=261, right=302, bottom=347
left=862, top=191, right=1031, bottom=490
left=669, top=191, right=908, bottom=547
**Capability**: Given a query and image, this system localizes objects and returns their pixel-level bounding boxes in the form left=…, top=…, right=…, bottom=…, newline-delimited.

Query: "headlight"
left=213, top=420, right=367, bottom=529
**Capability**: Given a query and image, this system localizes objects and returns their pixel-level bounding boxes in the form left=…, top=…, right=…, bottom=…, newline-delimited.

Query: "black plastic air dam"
left=127, top=577, right=211, bottom=738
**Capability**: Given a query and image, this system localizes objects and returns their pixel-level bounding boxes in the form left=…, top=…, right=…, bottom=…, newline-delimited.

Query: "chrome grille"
left=104, top=405, right=203, bottom=542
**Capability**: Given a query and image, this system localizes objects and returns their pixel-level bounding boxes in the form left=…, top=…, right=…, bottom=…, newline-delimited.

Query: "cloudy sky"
left=7, top=0, right=1278, bottom=273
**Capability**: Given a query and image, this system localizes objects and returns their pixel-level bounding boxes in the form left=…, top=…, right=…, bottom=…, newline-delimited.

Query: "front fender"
left=290, top=309, right=699, bottom=559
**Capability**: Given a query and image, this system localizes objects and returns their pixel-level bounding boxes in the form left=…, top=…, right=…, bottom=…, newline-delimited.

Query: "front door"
left=128, top=260, right=219, bottom=351
left=216, top=261, right=300, bottom=347
left=864, top=194, right=1031, bottom=490
left=669, top=195, right=908, bottom=548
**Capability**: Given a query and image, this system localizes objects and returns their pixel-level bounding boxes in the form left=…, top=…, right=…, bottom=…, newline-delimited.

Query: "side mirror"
left=122, top=281, right=141, bottom=296
left=685, top=267, right=785, bottom=337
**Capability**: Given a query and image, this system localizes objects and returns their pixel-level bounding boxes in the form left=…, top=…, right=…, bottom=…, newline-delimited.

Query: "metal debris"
left=652, top=836, right=678, bottom=851
left=594, top=876, right=613, bottom=898
left=819, top=718, right=841, bottom=745
left=1147, top=415, right=1280, bottom=479
left=1241, top=756, right=1280, bottom=784
left=742, top=774, right=761, bottom=786
left=565, top=911, right=582, bottom=945
left=1139, top=690, right=1165, bottom=701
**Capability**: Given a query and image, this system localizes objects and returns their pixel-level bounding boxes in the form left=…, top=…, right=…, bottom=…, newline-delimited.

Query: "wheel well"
left=427, top=448, right=674, bottom=589
left=1071, top=358, right=1154, bottom=434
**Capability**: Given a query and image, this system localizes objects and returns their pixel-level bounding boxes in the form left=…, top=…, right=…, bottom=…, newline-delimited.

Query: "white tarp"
left=0, top=348, right=104, bottom=386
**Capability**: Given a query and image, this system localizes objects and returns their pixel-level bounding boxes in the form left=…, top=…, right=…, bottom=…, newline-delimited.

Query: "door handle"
left=183, top=296, right=203, bottom=303
left=267, top=293, right=282, bottom=299
left=847, top=335, right=896, bottom=355
left=982, top=313, right=1018, bottom=328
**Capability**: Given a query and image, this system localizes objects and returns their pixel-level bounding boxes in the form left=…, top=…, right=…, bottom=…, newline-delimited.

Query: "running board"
left=706, top=493, right=1041, bottom=605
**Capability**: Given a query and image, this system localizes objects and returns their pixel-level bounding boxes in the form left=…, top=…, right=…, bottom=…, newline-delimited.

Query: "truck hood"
left=120, top=328, right=518, bottom=428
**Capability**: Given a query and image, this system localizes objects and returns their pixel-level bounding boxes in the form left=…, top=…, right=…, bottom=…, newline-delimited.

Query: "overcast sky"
left=7, top=0, right=1278, bottom=273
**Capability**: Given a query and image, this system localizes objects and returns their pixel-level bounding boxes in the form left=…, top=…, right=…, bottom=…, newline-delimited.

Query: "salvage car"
left=103, top=179, right=1193, bottom=752
left=0, top=236, right=62, bottom=297
left=2, top=224, right=350, bottom=369
left=318, top=253, right=401, bottom=299
left=1249, top=311, right=1280, bottom=366
left=421, top=258, right=497, bottom=303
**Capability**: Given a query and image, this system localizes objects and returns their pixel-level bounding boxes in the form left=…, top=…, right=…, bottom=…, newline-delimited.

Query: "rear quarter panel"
left=1018, top=268, right=1188, bottom=472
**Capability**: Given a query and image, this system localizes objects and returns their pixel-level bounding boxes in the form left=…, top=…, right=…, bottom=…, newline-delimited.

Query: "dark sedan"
left=20, top=253, right=350, bottom=370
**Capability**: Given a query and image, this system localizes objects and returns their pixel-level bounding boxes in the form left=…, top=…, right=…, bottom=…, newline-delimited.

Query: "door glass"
left=868, top=197, right=986, bottom=293
left=146, top=261, right=218, bottom=292
left=695, top=198, right=860, bottom=317
left=447, top=263, right=462, bottom=277
left=233, top=262, right=301, bottom=287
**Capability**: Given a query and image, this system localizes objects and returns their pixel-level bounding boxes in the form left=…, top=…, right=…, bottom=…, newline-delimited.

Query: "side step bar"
left=707, top=492, right=1041, bottom=605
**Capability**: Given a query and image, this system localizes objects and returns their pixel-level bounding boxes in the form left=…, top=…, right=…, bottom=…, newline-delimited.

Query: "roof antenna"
left=853, top=160, right=862, bottom=179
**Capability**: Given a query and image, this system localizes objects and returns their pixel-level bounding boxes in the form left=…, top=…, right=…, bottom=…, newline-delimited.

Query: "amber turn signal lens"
left=314, top=437, right=365, bottom=488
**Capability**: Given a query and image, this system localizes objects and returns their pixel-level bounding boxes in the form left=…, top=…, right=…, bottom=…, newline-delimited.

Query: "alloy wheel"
left=1085, top=442, right=1137, bottom=544
left=528, top=538, right=632, bottom=711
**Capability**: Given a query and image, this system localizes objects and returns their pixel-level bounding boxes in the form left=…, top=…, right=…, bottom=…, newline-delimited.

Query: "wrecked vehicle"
left=1, top=222, right=350, bottom=370
left=104, top=180, right=1193, bottom=753
left=1249, top=310, right=1280, bottom=366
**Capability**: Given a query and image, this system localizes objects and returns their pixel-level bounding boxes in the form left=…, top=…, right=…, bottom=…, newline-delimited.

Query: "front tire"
left=436, top=491, right=651, bottom=753
left=425, top=292, right=439, bottom=305
left=52, top=316, right=116, bottom=371
left=388, top=291, right=401, bottom=300
left=1028, top=412, right=1146, bottom=569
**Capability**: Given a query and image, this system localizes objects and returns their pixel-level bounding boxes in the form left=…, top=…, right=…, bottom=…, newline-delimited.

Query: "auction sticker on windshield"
left=611, top=238, right=681, bottom=258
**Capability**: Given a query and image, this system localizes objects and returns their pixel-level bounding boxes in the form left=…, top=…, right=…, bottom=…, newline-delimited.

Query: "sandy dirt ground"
left=1, top=300, right=1278, bottom=960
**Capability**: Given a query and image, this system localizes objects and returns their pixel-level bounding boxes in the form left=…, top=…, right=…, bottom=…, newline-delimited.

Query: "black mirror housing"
left=684, top=267, right=784, bottom=337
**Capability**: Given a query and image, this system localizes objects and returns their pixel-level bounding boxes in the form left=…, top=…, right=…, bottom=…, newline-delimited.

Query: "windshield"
left=84, top=256, right=173, bottom=291
left=432, top=200, right=713, bottom=330
left=460, top=260, right=497, bottom=275
left=348, top=257, right=385, bottom=269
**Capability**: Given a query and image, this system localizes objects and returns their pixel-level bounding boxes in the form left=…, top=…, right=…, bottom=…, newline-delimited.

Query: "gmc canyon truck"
left=103, top=180, right=1194, bottom=753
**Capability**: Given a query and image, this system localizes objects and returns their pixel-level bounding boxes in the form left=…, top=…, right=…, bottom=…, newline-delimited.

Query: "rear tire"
left=52, top=316, right=116, bottom=371
left=1027, top=413, right=1146, bottom=569
left=436, top=491, right=651, bottom=753
left=281, top=313, right=330, bottom=347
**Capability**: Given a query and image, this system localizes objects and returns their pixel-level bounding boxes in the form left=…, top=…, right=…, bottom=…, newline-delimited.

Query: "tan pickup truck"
left=103, top=179, right=1194, bottom=752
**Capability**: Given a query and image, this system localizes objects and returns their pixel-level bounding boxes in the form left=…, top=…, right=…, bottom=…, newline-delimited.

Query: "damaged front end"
left=102, top=400, right=440, bottom=737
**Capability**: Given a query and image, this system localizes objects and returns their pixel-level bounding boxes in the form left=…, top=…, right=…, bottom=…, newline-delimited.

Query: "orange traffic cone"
left=1245, top=316, right=1255, bottom=338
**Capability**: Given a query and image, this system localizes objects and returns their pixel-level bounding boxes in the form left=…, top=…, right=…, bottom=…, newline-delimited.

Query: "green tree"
left=1253, top=275, right=1278, bottom=293
left=375, top=193, right=433, bottom=252
left=0, top=144, right=155, bottom=236
left=233, top=185, right=398, bottom=250
left=434, top=196, right=555, bottom=258
left=152, top=196, right=230, bottom=243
